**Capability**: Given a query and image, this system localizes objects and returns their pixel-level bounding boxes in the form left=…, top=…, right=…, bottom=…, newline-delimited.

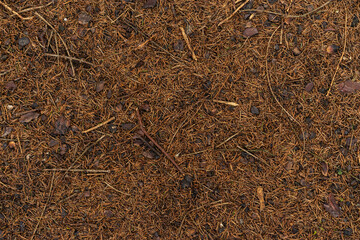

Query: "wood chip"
left=243, top=27, right=258, bottom=38
left=257, top=186, right=265, bottom=211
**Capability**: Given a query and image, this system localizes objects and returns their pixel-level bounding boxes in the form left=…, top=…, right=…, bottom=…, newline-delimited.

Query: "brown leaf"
left=142, top=150, right=158, bottom=159
left=143, top=0, right=157, bottom=8
left=95, top=81, right=105, bottom=92
left=243, top=27, right=258, bottom=38
left=257, top=186, right=265, bottom=211
left=78, top=12, right=92, bottom=25
left=338, top=80, right=360, bottom=94
left=304, top=82, right=314, bottom=92
left=324, top=193, right=341, bottom=217
left=120, top=122, right=135, bottom=130
left=19, top=112, right=40, bottom=123
left=5, top=81, right=17, bottom=91
left=321, top=162, right=328, bottom=176
left=1, top=127, right=12, bottom=137
left=54, top=115, right=70, bottom=135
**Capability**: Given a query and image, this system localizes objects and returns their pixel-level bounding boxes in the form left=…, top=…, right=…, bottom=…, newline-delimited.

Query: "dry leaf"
left=1, top=127, right=12, bottom=137
left=321, top=162, right=328, bottom=176
left=78, top=12, right=92, bottom=25
left=338, top=80, right=360, bottom=94
left=257, top=186, right=265, bottom=211
left=54, top=115, right=70, bottom=135
left=143, top=0, right=157, bottom=8
left=19, top=112, right=40, bottom=123
left=243, top=27, right=258, bottom=38
left=5, top=81, right=17, bottom=91
left=95, top=81, right=105, bottom=92
left=324, top=193, right=341, bottom=217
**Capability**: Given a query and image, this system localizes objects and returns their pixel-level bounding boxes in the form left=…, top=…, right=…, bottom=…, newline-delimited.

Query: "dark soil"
left=1, top=0, right=360, bottom=239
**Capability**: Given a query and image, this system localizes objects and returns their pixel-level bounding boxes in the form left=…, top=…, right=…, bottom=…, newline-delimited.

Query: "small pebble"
left=18, top=37, right=30, bottom=48
left=0, top=54, right=8, bottom=62
left=293, top=47, right=301, bottom=56
left=250, top=106, right=260, bottom=115
left=326, top=44, right=339, bottom=54
left=180, top=174, right=192, bottom=189
left=343, top=228, right=353, bottom=236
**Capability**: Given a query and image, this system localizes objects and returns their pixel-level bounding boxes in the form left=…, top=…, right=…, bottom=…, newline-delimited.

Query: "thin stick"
left=265, top=26, right=300, bottom=124
left=30, top=172, right=55, bottom=240
left=266, top=26, right=306, bottom=150
left=180, top=27, right=197, bottom=61
left=35, top=12, right=75, bottom=76
left=236, top=145, right=269, bottom=166
left=0, top=180, right=17, bottom=190
left=213, top=99, right=239, bottom=107
left=326, top=12, right=347, bottom=96
left=218, top=0, right=250, bottom=26
left=104, top=181, right=130, bottom=196
left=0, top=1, right=33, bottom=20
left=235, top=0, right=332, bottom=18
left=136, top=108, right=184, bottom=175
left=44, top=168, right=110, bottom=173
left=216, top=132, right=241, bottom=148
left=44, top=53, right=94, bottom=66
left=82, top=117, right=115, bottom=133
left=136, top=134, right=162, bottom=157
left=10, top=1, right=52, bottom=16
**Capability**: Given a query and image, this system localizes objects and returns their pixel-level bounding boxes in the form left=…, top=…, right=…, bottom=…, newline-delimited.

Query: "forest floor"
left=1, top=0, right=360, bottom=239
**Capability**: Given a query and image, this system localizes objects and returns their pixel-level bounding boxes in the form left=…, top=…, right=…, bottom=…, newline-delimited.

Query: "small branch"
left=104, top=181, right=130, bottom=196
left=0, top=1, right=33, bottom=20
left=326, top=11, right=348, bottom=96
left=180, top=27, right=197, bottom=61
left=136, top=108, right=184, bottom=175
left=213, top=99, right=239, bottom=107
left=44, top=53, right=94, bottom=66
left=35, top=12, right=75, bottom=76
left=44, top=169, right=110, bottom=173
left=218, top=0, right=250, bottom=26
left=82, top=117, right=115, bottom=133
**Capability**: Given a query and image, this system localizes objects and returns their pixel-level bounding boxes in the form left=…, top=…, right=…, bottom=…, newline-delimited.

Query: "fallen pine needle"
left=44, top=169, right=110, bottom=173
left=104, top=181, right=131, bottom=196
left=326, top=11, right=347, bottom=96
left=213, top=99, right=239, bottom=107
left=82, top=117, right=115, bottom=133
left=44, top=53, right=94, bottom=66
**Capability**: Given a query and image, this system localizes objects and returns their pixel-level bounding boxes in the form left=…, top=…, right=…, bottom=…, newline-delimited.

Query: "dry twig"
left=35, top=12, right=75, bottom=76
left=0, top=0, right=33, bottom=20
left=218, top=0, right=250, bottom=26
left=44, top=53, right=94, bottom=66
left=82, top=117, right=115, bottom=133
left=326, top=12, right=348, bottom=96
left=136, top=108, right=184, bottom=175
left=180, top=26, right=197, bottom=61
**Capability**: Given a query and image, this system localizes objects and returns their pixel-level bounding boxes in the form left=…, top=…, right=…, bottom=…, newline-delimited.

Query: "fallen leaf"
left=143, top=0, right=157, bottom=8
left=5, top=81, right=17, bottom=91
left=243, top=27, right=258, bottom=38
left=19, top=112, right=40, bottom=123
left=257, top=186, right=265, bottom=211
left=304, top=82, right=314, bottom=92
left=338, top=80, right=360, bottom=94
left=78, top=12, right=92, bottom=25
left=54, top=115, right=70, bottom=135
left=142, top=149, right=158, bottom=159
left=121, top=122, right=135, bottom=130
left=95, top=81, right=105, bottom=92
left=321, top=162, right=328, bottom=176
left=324, top=193, right=341, bottom=217
left=1, top=127, right=12, bottom=137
